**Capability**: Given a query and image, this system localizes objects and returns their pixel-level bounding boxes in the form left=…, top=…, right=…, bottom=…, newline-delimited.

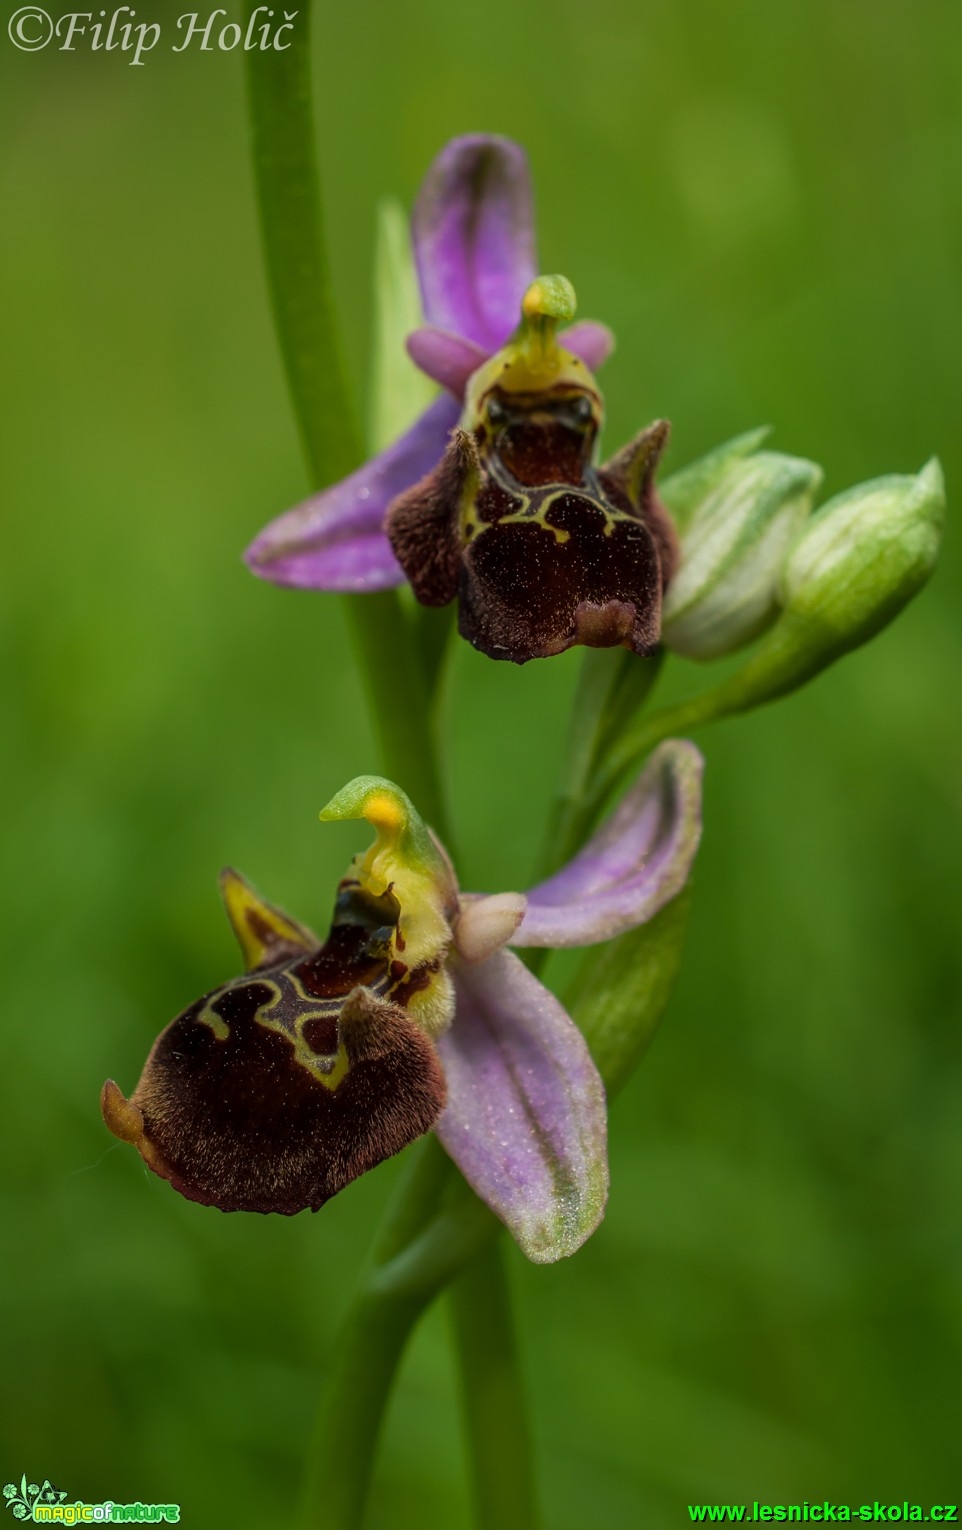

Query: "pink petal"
left=559, top=320, right=615, bottom=373
left=412, top=135, right=537, bottom=353
left=437, top=950, right=608, bottom=1263
left=245, top=397, right=459, bottom=592
left=406, top=326, right=489, bottom=400
left=513, top=741, right=704, bottom=948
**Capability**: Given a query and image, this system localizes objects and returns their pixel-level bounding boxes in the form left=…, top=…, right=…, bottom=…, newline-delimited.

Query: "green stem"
left=600, top=681, right=742, bottom=799
left=243, top=0, right=359, bottom=482
left=295, top=862, right=692, bottom=1530
left=244, top=17, right=535, bottom=1524
left=342, top=592, right=450, bottom=842
left=535, top=648, right=664, bottom=884
left=598, top=605, right=848, bottom=802
left=296, top=1141, right=499, bottom=1530
left=296, top=1285, right=422, bottom=1530
left=449, top=1241, right=540, bottom=1530
left=243, top=0, right=447, bottom=837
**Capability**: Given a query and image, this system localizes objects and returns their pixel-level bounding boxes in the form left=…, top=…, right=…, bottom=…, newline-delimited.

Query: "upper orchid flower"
left=245, top=135, right=679, bottom=664
left=101, top=743, right=702, bottom=1262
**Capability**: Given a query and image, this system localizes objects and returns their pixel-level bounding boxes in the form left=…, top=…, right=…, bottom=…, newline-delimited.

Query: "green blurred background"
left=2, top=0, right=960, bottom=1522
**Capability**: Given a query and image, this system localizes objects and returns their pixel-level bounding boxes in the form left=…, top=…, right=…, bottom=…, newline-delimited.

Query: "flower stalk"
left=243, top=1, right=448, bottom=838
left=242, top=0, right=358, bottom=486
left=295, top=1142, right=499, bottom=1530
left=450, top=1240, right=540, bottom=1530
left=537, top=646, right=665, bottom=881
left=243, top=11, right=535, bottom=1525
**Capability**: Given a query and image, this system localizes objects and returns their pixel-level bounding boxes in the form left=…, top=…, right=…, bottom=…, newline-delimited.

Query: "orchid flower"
left=245, top=135, right=679, bottom=664
left=101, top=741, right=702, bottom=1263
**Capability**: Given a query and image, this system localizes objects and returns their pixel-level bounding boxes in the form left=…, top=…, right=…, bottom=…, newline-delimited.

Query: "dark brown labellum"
left=102, top=878, right=447, bottom=1214
left=386, top=390, right=676, bottom=664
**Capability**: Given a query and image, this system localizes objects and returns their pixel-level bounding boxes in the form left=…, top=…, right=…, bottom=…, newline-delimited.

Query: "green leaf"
left=367, top=198, right=437, bottom=454
left=565, top=888, right=693, bottom=1097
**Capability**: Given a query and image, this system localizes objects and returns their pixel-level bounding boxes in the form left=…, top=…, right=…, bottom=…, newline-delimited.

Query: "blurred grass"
left=1, top=0, right=960, bottom=1524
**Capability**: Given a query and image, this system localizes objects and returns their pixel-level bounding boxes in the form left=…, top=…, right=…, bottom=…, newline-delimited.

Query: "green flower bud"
left=661, top=434, right=822, bottom=660
left=719, top=458, right=945, bottom=709
left=603, top=460, right=944, bottom=791
left=659, top=425, right=769, bottom=528
left=778, top=459, right=944, bottom=642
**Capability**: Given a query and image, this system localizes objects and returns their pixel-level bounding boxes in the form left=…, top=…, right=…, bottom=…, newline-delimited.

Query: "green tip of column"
left=320, top=774, right=440, bottom=874
left=522, top=274, right=577, bottom=324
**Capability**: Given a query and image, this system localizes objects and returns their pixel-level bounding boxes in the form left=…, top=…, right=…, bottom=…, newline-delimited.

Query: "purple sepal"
left=412, top=135, right=537, bottom=353
left=406, top=326, right=489, bottom=399
left=559, top=320, right=615, bottom=373
left=437, top=950, right=609, bottom=1263
left=244, top=396, right=460, bottom=592
left=513, top=741, right=704, bottom=948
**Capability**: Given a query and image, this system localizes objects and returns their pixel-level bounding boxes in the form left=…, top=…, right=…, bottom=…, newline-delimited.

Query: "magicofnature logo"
left=3, top=1478, right=180, bottom=1524
left=3, top=1480, right=66, bottom=1521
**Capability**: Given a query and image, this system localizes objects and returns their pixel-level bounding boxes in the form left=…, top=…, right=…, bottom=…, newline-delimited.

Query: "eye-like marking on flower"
left=244, top=135, right=678, bottom=664
left=101, top=780, right=457, bottom=1216
left=388, top=274, right=677, bottom=661
left=103, top=744, right=703, bottom=1261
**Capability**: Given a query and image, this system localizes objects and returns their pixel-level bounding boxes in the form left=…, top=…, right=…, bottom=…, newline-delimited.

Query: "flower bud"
left=661, top=435, right=822, bottom=660
left=778, top=459, right=944, bottom=644
left=707, top=459, right=944, bottom=713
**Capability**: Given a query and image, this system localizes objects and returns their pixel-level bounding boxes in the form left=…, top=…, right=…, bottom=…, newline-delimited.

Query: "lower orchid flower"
left=244, top=134, right=679, bottom=664
left=102, top=741, right=702, bottom=1262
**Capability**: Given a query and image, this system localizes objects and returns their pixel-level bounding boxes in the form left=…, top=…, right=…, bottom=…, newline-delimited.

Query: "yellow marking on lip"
left=364, top=792, right=405, bottom=833
left=255, top=980, right=353, bottom=1091
left=196, top=974, right=289, bottom=1043
left=196, top=1009, right=229, bottom=1041
left=480, top=484, right=634, bottom=546
left=494, top=508, right=571, bottom=544
left=293, top=1037, right=350, bottom=1091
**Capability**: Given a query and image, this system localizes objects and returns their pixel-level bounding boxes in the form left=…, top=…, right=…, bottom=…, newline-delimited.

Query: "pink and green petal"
left=513, top=740, right=704, bottom=948
left=412, top=135, right=537, bottom=353
left=244, top=396, right=459, bottom=592
left=436, top=949, right=609, bottom=1263
left=407, top=321, right=614, bottom=402
left=558, top=320, right=615, bottom=373
left=406, top=326, right=489, bottom=399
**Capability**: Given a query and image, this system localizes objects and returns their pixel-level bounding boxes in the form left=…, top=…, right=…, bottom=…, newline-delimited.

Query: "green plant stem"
left=450, top=1240, right=540, bottom=1530
left=536, top=648, right=665, bottom=883
left=243, top=0, right=359, bottom=484
left=600, top=683, right=737, bottom=799
left=314, top=1160, right=537, bottom=1530
left=243, top=0, right=447, bottom=838
left=244, top=13, right=532, bottom=1526
left=342, top=592, right=449, bottom=842
left=296, top=899, right=691, bottom=1530
left=296, top=1141, right=499, bottom=1530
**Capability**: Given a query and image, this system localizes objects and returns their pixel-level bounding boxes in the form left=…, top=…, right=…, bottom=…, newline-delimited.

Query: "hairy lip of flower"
left=102, top=746, right=703, bottom=1264
left=243, top=134, right=678, bottom=665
